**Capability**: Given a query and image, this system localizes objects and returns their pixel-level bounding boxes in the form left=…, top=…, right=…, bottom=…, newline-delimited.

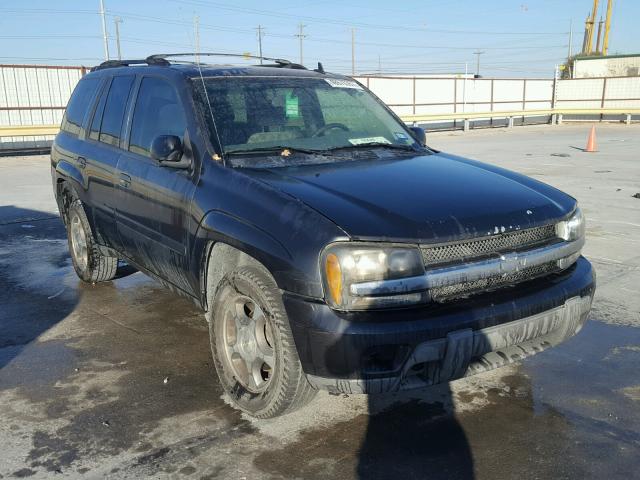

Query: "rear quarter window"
left=99, top=75, right=135, bottom=147
left=61, top=77, right=100, bottom=136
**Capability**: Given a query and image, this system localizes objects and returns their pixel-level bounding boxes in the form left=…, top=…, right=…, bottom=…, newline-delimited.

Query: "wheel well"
left=55, top=179, right=77, bottom=223
left=204, top=242, right=271, bottom=316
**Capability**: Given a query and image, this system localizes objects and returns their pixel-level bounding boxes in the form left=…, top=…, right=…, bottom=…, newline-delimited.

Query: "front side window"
left=194, top=77, right=419, bottom=163
left=129, top=77, right=186, bottom=157
left=99, top=75, right=134, bottom=147
left=61, top=77, right=100, bottom=136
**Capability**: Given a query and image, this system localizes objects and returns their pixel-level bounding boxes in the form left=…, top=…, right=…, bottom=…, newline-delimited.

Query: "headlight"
left=321, top=243, right=428, bottom=310
left=555, top=208, right=585, bottom=241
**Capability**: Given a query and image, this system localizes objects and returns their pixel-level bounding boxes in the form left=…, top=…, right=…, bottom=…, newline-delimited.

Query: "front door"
left=115, top=75, right=197, bottom=295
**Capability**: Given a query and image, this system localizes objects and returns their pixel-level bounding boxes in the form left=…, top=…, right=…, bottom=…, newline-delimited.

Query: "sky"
left=0, top=0, right=638, bottom=77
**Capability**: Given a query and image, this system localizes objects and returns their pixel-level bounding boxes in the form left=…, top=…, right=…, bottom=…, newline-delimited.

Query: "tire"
left=66, top=199, right=118, bottom=283
left=209, top=266, right=317, bottom=418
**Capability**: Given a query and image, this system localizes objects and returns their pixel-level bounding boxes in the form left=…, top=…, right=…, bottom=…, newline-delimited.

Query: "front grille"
left=429, top=261, right=559, bottom=302
left=421, top=223, right=560, bottom=302
left=421, top=224, right=557, bottom=266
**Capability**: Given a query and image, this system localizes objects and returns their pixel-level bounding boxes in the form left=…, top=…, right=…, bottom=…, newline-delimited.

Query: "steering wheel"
left=311, top=123, right=350, bottom=137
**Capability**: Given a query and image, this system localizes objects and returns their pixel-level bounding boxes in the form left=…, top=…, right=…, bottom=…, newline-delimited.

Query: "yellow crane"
left=585, top=0, right=599, bottom=54
left=583, top=0, right=614, bottom=55
left=603, top=0, right=613, bottom=55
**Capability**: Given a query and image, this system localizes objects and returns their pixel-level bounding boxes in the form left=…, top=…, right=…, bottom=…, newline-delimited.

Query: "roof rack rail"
left=90, top=53, right=308, bottom=72
left=146, top=52, right=307, bottom=69
left=90, top=57, right=169, bottom=71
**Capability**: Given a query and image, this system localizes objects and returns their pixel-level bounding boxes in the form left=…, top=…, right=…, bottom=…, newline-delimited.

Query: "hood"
left=242, top=153, right=576, bottom=243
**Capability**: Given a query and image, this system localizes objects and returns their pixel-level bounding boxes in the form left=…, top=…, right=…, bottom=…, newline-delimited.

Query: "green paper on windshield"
left=285, top=92, right=299, bottom=118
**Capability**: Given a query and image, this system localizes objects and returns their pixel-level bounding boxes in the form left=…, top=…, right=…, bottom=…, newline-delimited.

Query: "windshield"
left=193, top=76, right=420, bottom=157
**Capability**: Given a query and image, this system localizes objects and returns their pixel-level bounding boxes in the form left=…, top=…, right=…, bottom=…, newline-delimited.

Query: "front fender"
left=190, top=205, right=348, bottom=307
left=191, top=209, right=296, bottom=301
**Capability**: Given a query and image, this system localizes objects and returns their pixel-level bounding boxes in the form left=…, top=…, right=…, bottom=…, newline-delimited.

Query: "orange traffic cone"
left=585, top=126, right=597, bottom=152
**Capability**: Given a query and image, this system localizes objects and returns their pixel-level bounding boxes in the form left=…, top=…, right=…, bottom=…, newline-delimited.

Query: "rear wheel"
left=209, top=267, right=316, bottom=418
left=66, top=199, right=118, bottom=283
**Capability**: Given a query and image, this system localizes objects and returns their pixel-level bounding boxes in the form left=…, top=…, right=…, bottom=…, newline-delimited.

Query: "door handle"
left=78, top=156, right=87, bottom=169
left=119, top=173, right=132, bottom=189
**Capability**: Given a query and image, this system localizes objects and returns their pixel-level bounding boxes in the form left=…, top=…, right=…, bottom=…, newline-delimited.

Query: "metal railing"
left=399, top=107, right=639, bottom=131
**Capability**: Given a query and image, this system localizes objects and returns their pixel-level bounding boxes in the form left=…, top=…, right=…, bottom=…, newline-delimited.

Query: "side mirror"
left=409, top=126, right=426, bottom=147
left=151, top=135, right=183, bottom=163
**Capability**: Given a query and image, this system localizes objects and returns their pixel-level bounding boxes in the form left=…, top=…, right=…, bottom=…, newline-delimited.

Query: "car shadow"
left=358, top=385, right=474, bottom=479
left=322, top=325, right=480, bottom=479
left=0, top=205, right=141, bottom=371
left=0, top=206, right=80, bottom=371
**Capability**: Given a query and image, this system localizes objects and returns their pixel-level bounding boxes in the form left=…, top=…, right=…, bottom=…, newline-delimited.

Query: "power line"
left=167, top=0, right=568, bottom=35
left=3, top=7, right=565, bottom=53
left=0, top=35, right=102, bottom=39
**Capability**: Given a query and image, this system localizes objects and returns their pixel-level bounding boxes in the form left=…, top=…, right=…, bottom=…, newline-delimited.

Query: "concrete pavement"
left=1, top=124, right=639, bottom=479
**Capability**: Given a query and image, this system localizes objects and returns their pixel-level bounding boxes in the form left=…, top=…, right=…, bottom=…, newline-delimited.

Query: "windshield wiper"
left=226, top=146, right=331, bottom=156
left=328, top=142, right=418, bottom=152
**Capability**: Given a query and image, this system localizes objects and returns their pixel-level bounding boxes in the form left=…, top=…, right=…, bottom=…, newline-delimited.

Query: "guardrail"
left=1, top=108, right=638, bottom=140
left=0, top=124, right=60, bottom=137
left=400, top=108, right=640, bottom=131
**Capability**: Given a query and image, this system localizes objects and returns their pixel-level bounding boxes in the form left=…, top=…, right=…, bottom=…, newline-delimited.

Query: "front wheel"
left=66, top=199, right=118, bottom=283
left=209, top=267, right=316, bottom=418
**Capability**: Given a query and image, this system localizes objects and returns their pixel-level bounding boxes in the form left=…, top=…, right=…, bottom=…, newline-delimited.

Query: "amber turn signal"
left=325, top=253, right=343, bottom=305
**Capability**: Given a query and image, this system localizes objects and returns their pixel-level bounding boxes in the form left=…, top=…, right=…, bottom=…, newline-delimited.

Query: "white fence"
left=1, top=64, right=639, bottom=152
left=0, top=64, right=86, bottom=150
left=355, top=76, right=554, bottom=116
left=355, top=74, right=640, bottom=121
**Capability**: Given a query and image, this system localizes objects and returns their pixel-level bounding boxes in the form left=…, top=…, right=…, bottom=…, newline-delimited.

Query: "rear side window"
left=129, top=77, right=186, bottom=157
left=88, top=81, right=109, bottom=141
left=61, top=78, right=100, bottom=136
left=99, top=75, right=135, bottom=147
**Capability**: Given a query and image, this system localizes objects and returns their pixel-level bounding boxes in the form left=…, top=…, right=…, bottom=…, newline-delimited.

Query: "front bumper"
left=283, top=256, right=595, bottom=394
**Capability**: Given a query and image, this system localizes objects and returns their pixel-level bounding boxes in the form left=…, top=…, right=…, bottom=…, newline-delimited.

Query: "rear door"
left=52, top=76, right=102, bottom=218
left=115, top=75, right=197, bottom=294
left=82, top=74, right=135, bottom=251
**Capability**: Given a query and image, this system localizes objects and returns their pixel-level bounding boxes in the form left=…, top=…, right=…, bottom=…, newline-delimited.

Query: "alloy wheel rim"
left=69, top=213, right=88, bottom=271
left=222, top=294, right=275, bottom=393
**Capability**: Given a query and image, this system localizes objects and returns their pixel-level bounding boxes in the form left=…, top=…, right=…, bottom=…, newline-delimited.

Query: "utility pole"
left=462, top=62, right=468, bottom=113
left=99, top=0, right=109, bottom=61
left=194, top=15, right=200, bottom=63
left=567, top=19, right=574, bottom=78
left=603, top=0, right=613, bottom=55
left=351, top=28, right=356, bottom=76
left=568, top=19, right=573, bottom=60
left=114, top=17, right=123, bottom=61
left=256, top=25, right=265, bottom=63
left=295, top=23, right=307, bottom=65
left=473, top=50, right=485, bottom=77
